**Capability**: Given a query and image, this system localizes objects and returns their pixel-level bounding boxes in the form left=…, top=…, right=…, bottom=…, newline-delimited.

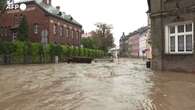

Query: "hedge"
left=0, top=41, right=105, bottom=64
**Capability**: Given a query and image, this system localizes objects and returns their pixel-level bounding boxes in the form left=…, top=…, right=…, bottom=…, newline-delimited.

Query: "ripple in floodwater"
left=0, top=59, right=194, bottom=110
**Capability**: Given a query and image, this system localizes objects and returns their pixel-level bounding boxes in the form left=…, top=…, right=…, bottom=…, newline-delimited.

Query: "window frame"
left=165, top=21, right=194, bottom=54
left=33, top=24, right=39, bottom=34
left=53, top=24, right=57, bottom=35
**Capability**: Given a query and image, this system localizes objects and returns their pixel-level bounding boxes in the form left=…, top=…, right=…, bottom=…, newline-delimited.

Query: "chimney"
left=56, top=6, right=60, bottom=11
left=43, top=0, right=51, bottom=5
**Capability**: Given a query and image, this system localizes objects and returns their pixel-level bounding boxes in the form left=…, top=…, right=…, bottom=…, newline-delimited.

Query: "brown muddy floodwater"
left=0, top=59, right=194, bottom=110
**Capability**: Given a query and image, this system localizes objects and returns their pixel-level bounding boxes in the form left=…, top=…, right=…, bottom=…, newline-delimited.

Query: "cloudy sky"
left=52, top=0, right=149, bottom=46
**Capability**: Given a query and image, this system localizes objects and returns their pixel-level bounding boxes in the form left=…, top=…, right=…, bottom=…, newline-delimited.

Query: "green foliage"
left=81, top=23, right=115, bottom=52
left=78, top=48, right=84, bottom=56
left=0, top=41, right=16, bottom=55
left=14, top=41, right=25, bottom=56
left=0, top=0, right=6, bottom=11
left=0, top=41, right=105, bottom=64
left=32, top=43, right=41, bottom=56
left=18, top=16, right=29, bottom=41
left=81, top=37, right=98, bottom=49
left=23, top=42, right=32, bottom=56
left=48, top=43, right=63, bottom=56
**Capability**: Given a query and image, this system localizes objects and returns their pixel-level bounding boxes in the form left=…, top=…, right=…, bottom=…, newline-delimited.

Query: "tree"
left=94, top=23, right=115, bottom=52
left=18, top=16, right=29, bottom=41
left=81, top=37, right=98, bottom=49
left=0, top=0, right=6, bottom=12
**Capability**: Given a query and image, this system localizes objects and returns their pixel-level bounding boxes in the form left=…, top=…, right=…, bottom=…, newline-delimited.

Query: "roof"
left=120, top=26, right=149, bottom=42
left=16, top=0, right=82, bottom=27
left=128, top=26, right=149, bottom=37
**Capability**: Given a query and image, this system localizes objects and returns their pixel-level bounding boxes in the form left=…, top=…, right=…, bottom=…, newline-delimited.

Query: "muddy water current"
left=0, top=59, right=194, bottom=110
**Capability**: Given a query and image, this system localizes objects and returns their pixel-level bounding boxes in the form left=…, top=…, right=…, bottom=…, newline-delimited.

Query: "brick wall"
left=0, top=2, right=82, bottom=46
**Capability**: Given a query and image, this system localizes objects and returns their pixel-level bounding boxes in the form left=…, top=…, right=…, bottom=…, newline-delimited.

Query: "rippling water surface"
left=0, top=59, right=194, bottom=110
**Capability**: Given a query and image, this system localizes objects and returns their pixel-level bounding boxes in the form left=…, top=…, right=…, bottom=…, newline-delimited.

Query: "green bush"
left=0, top=41, right=16, bottom=55
left=31, top=43, right=44, bottom=63
left=0, top=41, right=106, bottom=64
left=14, top=41, right=25, bottom=57
left=0, top=0, right=6, bottom=11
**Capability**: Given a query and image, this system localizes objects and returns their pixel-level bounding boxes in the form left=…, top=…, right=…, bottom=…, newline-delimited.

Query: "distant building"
left=0, top=0, right=82, bottom=46
left=119, top=27, right=150, bottom=58
left=148, top=0, right=195, bottom=72
left=139, top=28, right=149, bottom=58
left=128, top=32, right=140, bottom=57
left=119, top=32, right=129, bottom=57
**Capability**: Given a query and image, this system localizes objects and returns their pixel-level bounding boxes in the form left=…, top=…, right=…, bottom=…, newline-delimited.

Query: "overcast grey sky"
left=52, top=0, right=148, bottom=46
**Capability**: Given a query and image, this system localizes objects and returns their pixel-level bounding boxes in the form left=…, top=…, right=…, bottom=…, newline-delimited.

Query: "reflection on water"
left=0, top=59, right=194, bottom=110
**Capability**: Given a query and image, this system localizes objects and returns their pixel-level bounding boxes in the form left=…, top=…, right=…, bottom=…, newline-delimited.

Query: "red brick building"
left=0, top=0, right=82, bottom=46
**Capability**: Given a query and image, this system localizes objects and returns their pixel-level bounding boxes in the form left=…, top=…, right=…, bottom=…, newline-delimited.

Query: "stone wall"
left=150, top=0, right=195, bottom=72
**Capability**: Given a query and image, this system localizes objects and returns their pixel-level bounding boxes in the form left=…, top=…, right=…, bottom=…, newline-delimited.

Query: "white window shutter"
left=165, top=26, right=169, bottom=53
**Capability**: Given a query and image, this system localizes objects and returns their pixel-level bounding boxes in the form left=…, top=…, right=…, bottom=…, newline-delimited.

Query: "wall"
left=139, top=33, right=147, bottom=57
left=0, top=2, right=82, bottom=46
left=129, top=34, right=140, bottom=57
left=150, top=0, right=195, bottom=72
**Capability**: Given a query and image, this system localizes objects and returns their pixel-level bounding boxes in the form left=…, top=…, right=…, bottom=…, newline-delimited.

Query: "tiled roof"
left=120, top=26, right=149, bottom=42
left=16, top=0, right=82, bottom=27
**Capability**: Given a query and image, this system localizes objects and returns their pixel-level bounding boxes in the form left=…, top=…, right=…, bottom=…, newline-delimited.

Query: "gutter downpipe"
left=160, top=0, right=164, bottom=71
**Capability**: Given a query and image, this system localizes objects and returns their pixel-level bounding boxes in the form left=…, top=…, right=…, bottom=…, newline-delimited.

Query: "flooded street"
left=0, top=59, right=195, bottom=110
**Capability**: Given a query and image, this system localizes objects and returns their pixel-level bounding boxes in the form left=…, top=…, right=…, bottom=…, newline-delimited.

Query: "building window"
left=60, top=26, right=63, bottom=37
left=71, top=30, right=74, bottom=39
left=64, top=28, right=67, bottom=37
left=165, top=22, right=194, bottom=54
left=12, top=32, right=17, bottom=42
left=76, top=31, right=78, bottom=40
left=53, top=24, right=57, bottom=35
left=33, top=24, right=39, bottom=34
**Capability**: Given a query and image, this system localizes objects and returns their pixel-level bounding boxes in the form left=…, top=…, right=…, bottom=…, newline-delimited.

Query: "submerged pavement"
left=0, top=59, right=194, bottom=110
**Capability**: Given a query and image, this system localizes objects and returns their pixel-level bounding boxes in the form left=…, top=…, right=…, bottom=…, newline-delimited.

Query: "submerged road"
left=0, top=59, right=194, bottom=110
